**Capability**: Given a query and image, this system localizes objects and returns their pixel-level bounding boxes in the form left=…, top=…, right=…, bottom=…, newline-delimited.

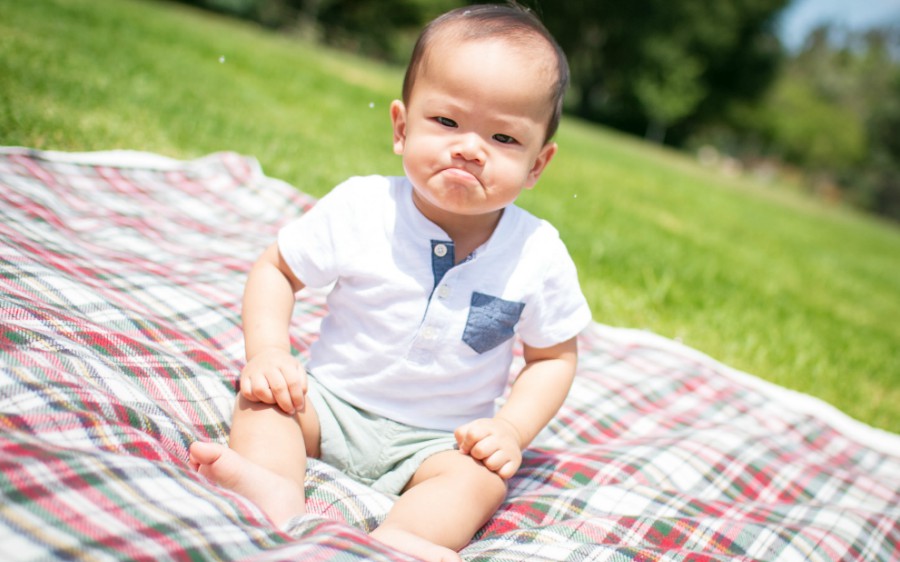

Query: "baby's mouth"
left=441, top=167, right=480, bottom=187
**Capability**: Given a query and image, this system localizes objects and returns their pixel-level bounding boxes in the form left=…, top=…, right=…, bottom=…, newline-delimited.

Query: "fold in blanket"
left=0, top=148, right=898, bottom=561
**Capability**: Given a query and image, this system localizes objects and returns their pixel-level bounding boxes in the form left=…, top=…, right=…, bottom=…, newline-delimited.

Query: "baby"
left=190, top=4, right=591, bottom=561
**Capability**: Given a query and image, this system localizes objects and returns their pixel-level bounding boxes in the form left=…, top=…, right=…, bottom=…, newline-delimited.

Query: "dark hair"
left=401, top=3, right=569, bottom=142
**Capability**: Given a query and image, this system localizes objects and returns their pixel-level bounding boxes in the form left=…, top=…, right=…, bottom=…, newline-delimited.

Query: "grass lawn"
left=2, top=0, right=898, bottom=432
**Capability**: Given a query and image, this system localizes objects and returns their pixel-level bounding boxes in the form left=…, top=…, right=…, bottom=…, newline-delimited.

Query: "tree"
left=172, top=0, right=463, bottom=61
left=633, top=38, right=705, bottom=142
left=525, top=0, right=788, bottom=145
left=845, top=31, right=900, bottom=218
left=310, top=0, right=458, bottom=61
left=711, top=24, right=900, bottom=220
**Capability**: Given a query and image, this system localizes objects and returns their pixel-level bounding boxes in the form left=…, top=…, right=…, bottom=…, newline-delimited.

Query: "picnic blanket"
left=1, top=147, right=898, bottom=562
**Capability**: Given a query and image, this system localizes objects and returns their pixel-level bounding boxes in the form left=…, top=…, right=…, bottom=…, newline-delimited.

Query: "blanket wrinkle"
left=0, top=147, right=897, bottom=562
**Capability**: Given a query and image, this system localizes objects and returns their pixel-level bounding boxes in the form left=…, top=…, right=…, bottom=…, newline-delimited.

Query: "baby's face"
left=391, top=36, right=557, bottom=225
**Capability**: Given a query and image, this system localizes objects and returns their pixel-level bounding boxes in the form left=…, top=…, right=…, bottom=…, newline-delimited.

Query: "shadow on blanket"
left=1, top=148, right=898, bottom=561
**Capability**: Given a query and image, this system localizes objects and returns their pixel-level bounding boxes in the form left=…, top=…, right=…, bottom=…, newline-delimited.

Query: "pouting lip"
left=439, top=166, right=481, bottom=186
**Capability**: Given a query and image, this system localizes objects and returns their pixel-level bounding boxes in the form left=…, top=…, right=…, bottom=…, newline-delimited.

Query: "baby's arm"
left=455, top=337, right=578, bottom=479
left=240, top=242, right=308, bottom=415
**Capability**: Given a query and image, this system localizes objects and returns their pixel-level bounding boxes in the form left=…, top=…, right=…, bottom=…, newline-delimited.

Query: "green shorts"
left=306, top=375, right=458, bottom=496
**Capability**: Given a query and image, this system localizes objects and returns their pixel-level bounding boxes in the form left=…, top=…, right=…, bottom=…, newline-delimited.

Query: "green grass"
left=3, top=0, right=899, bottom=432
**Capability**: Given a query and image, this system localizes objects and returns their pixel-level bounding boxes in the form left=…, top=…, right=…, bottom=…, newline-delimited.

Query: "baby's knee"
left=468, top=463, right=508, bottom=507
left=413, top=451, right=508, bottom=507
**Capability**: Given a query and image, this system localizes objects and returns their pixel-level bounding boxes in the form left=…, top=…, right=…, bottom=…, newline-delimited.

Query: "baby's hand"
left=240, top=348, right=306, bottom=415
left=454, top=417, right=523, bottom=480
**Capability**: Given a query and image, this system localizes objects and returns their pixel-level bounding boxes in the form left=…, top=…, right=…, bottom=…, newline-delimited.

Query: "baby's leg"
left=190, top=396, right=320, bottom=527
left=371, top=450, right=507, bottom=562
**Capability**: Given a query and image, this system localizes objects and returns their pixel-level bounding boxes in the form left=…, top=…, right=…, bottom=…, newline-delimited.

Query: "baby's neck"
left=410, top=192, right=505, bottom=263
left=438, top=210, right=504, bottom=264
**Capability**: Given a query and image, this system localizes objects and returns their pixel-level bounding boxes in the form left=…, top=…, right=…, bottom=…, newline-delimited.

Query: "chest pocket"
left=463, top=292, right=525, bottom=354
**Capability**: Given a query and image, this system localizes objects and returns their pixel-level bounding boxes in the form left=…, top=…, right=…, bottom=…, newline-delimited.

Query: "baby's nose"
left=452, top=133, right=486, bottom=164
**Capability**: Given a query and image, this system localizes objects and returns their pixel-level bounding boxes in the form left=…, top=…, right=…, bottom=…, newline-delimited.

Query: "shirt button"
left=434, top=243, right=448, bottom=257
left=437, top=285, right=451, bottom=299
left=422, top=327, right=437, bottom=340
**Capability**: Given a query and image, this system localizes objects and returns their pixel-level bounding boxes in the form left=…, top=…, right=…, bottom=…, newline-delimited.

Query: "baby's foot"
left=189, top=442, right=305, bottom=527
left=371, top=526, right=462, bottom=562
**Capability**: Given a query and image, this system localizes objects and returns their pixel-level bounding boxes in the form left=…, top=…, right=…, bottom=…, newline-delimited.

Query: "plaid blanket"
left=1, top=147, right=898, bottom=562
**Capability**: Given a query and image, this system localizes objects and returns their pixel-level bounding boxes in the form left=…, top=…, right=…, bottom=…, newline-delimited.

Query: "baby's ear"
left=390, top=100, right=408, bottom=155
left=525, top=142, right=557, bottom=189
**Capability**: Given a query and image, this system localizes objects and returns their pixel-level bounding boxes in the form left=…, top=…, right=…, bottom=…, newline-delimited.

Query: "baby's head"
left=390, top=4, right=569, bottom=222
left=401, top=3, right=569, bottom=143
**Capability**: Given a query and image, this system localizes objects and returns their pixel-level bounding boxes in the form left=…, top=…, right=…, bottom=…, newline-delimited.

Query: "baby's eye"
left=435, top=116, right=457, bottom=128
left=493, top=133, right=518, bottom=145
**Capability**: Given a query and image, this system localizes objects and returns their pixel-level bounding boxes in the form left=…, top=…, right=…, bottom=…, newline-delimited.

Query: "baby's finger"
left=268, top=374, right=296, bottom=414
left=482, top=447, right=506, bottom=470
left=476, top=445, right=516, bottom=479
left=241, top=375, right=268, bottom=402
left=455, top=421, right=489, bottom=454
left=249, top=374, right=275, bottom=404
left=239, top=377, right=255, bottom=401
left=470, top=436, right=501, bottom=462
left=286, top=365, right=307, bottom=412
left=495, top=459, right=517, bottom=480
left=454, top=423, right=471, bottom=453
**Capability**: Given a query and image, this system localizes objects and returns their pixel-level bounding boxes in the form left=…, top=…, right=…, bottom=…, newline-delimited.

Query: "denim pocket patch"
left=462, top=292, right=525, bottom=354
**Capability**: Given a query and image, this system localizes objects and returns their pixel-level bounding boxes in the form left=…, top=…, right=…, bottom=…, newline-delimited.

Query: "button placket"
left=408, top=240, right=463, bottom=364
left=430, top=240, right=454, bottom=288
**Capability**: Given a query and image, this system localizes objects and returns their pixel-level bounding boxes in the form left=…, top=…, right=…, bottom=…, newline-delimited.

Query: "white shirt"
left=278, top=175, right=591, bottom=431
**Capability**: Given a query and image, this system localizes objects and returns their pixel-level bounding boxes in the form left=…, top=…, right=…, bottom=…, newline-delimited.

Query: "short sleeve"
left=277, top=178, right=365, bottom=289
left=516, top=234, right=592, bottom=348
